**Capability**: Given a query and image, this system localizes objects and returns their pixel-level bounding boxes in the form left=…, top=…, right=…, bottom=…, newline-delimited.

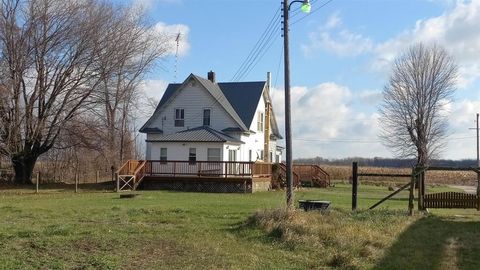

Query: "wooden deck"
left=116, top=160, right=272, bottom=192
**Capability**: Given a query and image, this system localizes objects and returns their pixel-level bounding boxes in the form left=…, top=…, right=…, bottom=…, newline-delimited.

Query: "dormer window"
left=257, top=112, right=264, bottom=132
left=203, top=108, right=211, bottom=126
left=175, top=108, right=184, bottom=127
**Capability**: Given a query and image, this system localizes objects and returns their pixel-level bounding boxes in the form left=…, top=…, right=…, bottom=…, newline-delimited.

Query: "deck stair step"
left=116, top=160, right=147, bottom=191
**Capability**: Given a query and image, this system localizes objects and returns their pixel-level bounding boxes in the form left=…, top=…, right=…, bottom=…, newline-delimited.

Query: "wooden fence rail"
left=424, top=192, right=480, bottom=209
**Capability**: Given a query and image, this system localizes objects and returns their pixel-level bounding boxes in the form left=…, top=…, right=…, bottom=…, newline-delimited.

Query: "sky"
left=129, top=0, right=480, bottom=160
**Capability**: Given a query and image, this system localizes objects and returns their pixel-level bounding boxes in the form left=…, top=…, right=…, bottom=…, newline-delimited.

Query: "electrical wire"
left=290, top=0, right=336, bottom=26
left=230, top=7, right=281, bottom=81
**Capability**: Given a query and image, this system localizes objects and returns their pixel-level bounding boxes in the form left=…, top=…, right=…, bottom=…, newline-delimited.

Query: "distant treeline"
left=294, top=157, right=478, bottom=168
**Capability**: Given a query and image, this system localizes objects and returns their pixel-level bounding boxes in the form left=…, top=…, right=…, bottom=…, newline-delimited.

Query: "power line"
left=235, top=25, right=281, bottom=81
left=290, top=0, right=336, bottom=26
left=273, top=45, right=284, bottom=89
left=293, top=135, right=476, bottom=144
left=230, top=7, right=281, bottom=81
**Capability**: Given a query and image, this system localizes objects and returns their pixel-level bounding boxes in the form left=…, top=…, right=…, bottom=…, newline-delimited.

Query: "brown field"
left=322, top=165, right=478, bottom=186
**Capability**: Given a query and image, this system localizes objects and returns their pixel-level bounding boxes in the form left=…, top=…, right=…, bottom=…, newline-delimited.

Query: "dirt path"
left=449, top=185, right=477, bottom=194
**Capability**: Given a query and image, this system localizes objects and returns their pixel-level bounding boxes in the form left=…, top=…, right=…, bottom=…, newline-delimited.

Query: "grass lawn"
left=0, top=183, right=479, bottom=269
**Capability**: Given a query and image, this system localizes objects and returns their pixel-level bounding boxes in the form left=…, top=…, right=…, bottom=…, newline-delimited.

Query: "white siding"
left=144, top=76, right=283, bottom=162
left=236, top=92, right=281, bottom=163
left=147, top=142, right=225, bottom=161
left=148, top=79, right=239, bottom=135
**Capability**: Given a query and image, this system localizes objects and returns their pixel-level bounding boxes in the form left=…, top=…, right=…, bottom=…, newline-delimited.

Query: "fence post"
left=416, top=168, right=425, bottom=211
left=352, top=162, right=358, bottom=211
left=36, top=172, right=40, bottom=194
left=408, top=168, right=416, bottom=216
left=75, top=173, right=78, bottom=193
left=116, top=173, right=119, bottom=192
left=477, top=168, right=480, bottom=197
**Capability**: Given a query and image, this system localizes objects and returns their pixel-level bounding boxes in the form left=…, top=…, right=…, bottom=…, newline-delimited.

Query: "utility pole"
left=469, top=113, right=480, bottom=195
left=282, top=0, right=294, bottom=208
left=282, top=0, right=311, bottom=208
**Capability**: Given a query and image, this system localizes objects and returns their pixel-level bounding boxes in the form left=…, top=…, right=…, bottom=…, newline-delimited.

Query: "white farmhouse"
left=140, top=71, right=283, bottom=164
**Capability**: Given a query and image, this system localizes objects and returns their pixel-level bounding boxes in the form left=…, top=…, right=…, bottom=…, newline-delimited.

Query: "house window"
left=260, top=150, right=264, bottom=161
left=257, top=112, right=264, bottom=131
left=276, top=155, right=280, bottom=163
left=160, top=148, right=167, bottom=163
left=189, top=148, right=196, bottom=164
left=207, top=148, right=221, bottom=161
left=203, top=109, right=211, bottom=126
left=248, top=150, right=252, bottom=162
left=175, top=108, right=184, bottom=127
left=270, top=152, right=273, bottom=162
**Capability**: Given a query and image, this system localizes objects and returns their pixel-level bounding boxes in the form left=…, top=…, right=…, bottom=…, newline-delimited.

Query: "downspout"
left=264, top=72, right=271, bottom=162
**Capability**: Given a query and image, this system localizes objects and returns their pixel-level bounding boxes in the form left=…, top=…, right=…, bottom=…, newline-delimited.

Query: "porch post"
left=224, top=162, right=228, bottom=178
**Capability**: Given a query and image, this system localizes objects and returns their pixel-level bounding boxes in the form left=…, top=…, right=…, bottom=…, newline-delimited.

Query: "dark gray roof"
left=140, top=74, right=282, bottom=138
left=193, top=75, right=248, bottom=130
left=217, top=82, right=265, bottom=129
left=222, top=127, right=244, bottom=133
left=141, top=127, right=163, bottom=133
left=155, top=84, right=181, bottom=111
left=146, top=126, right=243, bottom=143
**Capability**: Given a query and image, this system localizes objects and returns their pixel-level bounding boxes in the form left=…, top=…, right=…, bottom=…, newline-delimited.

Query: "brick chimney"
left=207, top=70, right=216, bottom=83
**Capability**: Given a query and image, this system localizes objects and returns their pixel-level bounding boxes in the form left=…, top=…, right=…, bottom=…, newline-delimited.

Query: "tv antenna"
left=174, top=32, right=181, bottom=82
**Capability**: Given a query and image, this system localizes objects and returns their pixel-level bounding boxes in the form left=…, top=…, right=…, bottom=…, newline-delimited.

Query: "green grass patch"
left=0, top=184, right=479, bottom=269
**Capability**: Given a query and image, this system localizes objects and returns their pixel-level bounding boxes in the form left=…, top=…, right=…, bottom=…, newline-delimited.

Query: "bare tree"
left=0, top=0, right=165, bottom=183
left=379, top=43, right=458, bottom=167
left=88, top=5, right=169, bottom=169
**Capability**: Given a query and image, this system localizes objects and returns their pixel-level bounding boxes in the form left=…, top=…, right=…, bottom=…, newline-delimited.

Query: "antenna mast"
left=174, top=32, right=181, bottom=82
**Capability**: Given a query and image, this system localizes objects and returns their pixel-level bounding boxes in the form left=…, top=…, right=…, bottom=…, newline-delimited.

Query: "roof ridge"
left=192, top=75, right=248, bottom=131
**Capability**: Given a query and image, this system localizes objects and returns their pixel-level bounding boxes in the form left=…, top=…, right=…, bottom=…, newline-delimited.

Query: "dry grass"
left=247, top=208, right=418, bottom=269
left=322, top=165, right=477, bottom=185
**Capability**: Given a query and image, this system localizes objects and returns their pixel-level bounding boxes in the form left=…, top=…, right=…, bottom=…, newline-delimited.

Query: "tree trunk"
left=11, top=154, right=38, bottom=184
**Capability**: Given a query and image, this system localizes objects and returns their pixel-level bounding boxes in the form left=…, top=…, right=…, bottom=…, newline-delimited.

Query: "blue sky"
left=133, top=0, right=480, bottom=160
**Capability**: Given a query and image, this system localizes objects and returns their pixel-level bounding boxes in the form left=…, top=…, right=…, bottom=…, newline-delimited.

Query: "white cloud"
left=270, top=82, right=478, bottom=159
left=133, top=0, right=182, bottom=9
left=302, top=13, right=373, bottom=57
left=373, top=0, right=480, bottom=85
left=271, top=83, right=390, bottom=158
left=139, top=79, right=169, bottom=100
left=359, top=90, right=382, bottom=105
left=325, top=11, right=342, bottom=29
left=153, top=22, right=190, bottom=57
left=441, top=99, right=480, bottom=159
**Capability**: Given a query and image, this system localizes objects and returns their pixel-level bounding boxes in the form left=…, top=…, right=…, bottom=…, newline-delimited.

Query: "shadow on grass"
left=373, top=215, right=480, bottom=270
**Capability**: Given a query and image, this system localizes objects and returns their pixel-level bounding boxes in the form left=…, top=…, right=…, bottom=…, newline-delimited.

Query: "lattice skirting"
left=139, top=180, right=255, bottom=193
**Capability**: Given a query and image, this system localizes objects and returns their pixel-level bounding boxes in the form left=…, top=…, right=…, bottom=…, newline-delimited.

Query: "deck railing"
left=252, top=162, right=272, bottom=176
left=117, top=160, right=144, bottom=175
left=145, top=160, right=271, bottom=178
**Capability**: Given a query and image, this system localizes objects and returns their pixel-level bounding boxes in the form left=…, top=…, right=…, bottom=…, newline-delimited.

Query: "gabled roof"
left=217, top=81, right=265, bottom=130
left=140, top=74, right=247, bottom=133
left=140, top=73, right=282, bottom=138
left=193, top=75, right=248, bottom=131
left=145, top=126, right=243, bottom=144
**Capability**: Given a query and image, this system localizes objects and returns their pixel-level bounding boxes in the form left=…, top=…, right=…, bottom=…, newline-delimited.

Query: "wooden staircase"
left=292, top=164, right=330, bottom=188
left=276, top=163, right=301, bottom=188
left=116, top=160, right=147, bottom=191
